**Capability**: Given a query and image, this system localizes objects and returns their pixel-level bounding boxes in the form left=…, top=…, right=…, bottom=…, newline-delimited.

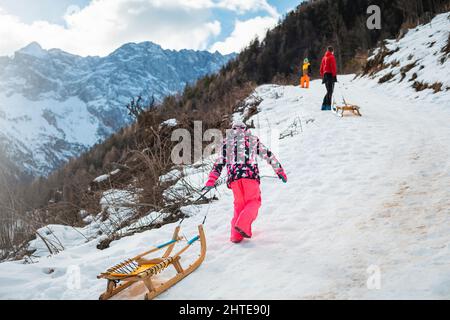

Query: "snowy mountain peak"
left=0, top=42, right=235, bottom=176
left=17, top=42, right=48, bottom=58
left=111, top=41, right=164, bottom=56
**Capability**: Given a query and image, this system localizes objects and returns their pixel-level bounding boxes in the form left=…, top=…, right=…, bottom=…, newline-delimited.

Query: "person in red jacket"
left=320, top=46, right=338, bottom=111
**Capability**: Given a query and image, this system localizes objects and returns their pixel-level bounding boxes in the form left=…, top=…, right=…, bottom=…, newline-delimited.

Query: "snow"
left=161, top=118, right=178, bottom=127
left=28, top=225, right=89, bottom=258
left=159, top=168, right=182, bottom=183
left=93, top=169, right=121, bottom=183
left=366, top=12, right=450, bottom=95
left=98, top=189, right=139, bottom=235
left=0, top=93, right=101, bottom=175
left=17, top=42, right=48, bottom=59
left=163, top=163, right=215, bottom=202
left=0, top=15, right=449, bottom=299
left=1, top=72, right=448, bottom=299
left=22, top=188, right=141, bottom=261
left=93, top=174, right=109, bottom=183
left=0, top=94, right=99, bottom=146
left=0, top=42, right=233, bottom=175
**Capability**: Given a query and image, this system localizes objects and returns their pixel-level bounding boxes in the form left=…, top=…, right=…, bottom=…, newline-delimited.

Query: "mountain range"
left=0, top=42, right=234, bottom=176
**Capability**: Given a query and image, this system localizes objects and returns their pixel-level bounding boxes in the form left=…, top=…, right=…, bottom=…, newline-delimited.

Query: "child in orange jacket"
left=300, top=58, right=311, bottom=88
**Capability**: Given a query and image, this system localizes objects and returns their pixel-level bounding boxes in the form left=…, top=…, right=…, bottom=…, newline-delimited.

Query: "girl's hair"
left=327, top=46, right=334, bottom=52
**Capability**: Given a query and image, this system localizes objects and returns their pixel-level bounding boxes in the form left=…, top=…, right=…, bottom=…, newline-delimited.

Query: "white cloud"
left=215, top=0, right=278, bottom=17
left=0, top=0, right=220, bottom=56
left=210, top=16, right=278, bottom=54
left=0, top=0, right=279, bottom=56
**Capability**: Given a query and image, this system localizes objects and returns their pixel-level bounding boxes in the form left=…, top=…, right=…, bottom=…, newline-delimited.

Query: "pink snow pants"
left=230, top=179, right=262, bottom=241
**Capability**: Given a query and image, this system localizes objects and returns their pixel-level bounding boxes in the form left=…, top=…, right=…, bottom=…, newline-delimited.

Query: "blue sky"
left=0, top=0, right=303, bottom=56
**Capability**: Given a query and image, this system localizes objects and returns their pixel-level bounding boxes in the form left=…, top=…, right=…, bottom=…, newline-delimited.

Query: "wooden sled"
left=333, top=101, right=362, bottom=117
left=97, top=225, right=206, bottom=300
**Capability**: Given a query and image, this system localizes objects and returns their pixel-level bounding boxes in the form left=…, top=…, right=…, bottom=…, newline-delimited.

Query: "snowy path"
left=1, top=13, right=449, bottom=300
left=0, top=76, right=449, bottom=300
left=151, top=76, right=450, bottom=300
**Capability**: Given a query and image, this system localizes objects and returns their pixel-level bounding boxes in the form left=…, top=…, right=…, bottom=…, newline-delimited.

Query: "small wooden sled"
left=332, top=100, right=362, bottom=117
left=97, top=225, right=206, bottom=300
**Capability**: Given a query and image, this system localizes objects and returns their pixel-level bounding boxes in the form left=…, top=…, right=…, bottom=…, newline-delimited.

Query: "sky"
left=0, top=0, right=302, bottom=57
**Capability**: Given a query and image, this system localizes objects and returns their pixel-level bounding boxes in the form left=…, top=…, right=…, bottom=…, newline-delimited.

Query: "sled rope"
left=202, top=187, right=216, bottom=225
left=261, top=175, right=278, bottom=179
left=178, top=187, right=214, bottom=227
left=332, top=82, right=362, bottom=117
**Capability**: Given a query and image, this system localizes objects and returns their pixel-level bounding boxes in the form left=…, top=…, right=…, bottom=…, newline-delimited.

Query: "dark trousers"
left=322, top=73, right=335, bottom=109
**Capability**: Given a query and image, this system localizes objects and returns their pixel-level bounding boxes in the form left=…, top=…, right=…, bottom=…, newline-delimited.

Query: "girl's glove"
left=205, top=172, right=219, bottom=189
left=275, top=168, right=287, bottom=183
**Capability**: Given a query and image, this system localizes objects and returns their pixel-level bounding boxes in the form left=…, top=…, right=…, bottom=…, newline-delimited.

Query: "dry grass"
left=412, top=81, right=443, bottom=93
left=378, top=72, right=395, bottom=83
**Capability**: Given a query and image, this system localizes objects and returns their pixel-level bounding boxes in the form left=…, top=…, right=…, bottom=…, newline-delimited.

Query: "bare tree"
left=126, top=95, right=155, bottom=120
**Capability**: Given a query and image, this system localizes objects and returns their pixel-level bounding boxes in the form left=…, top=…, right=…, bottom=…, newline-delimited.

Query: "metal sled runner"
left=97, top=225, right=206, bottom=300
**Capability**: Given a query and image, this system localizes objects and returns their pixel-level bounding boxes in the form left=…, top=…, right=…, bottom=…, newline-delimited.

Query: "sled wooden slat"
left=97, top=225, right=206, bottom=300
left=334, top=104, right=362, bottom=117
left=145, top=226, right=206, bottom=300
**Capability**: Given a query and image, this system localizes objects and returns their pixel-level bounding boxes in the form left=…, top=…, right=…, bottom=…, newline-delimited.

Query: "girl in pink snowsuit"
left=204, top=120, right=287, bottom=243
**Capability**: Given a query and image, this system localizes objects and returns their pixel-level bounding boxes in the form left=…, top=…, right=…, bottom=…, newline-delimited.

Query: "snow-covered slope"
left=0, top=42, right=234, bottom=175
left=363, top=12, right=450, bottom=99
left=0, top=14, right=449, bottom=300
left=0, top=71, right=449, bottom=299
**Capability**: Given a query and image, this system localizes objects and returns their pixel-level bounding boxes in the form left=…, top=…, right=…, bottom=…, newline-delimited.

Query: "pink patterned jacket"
left=206, top=127, right=285, bottom=188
